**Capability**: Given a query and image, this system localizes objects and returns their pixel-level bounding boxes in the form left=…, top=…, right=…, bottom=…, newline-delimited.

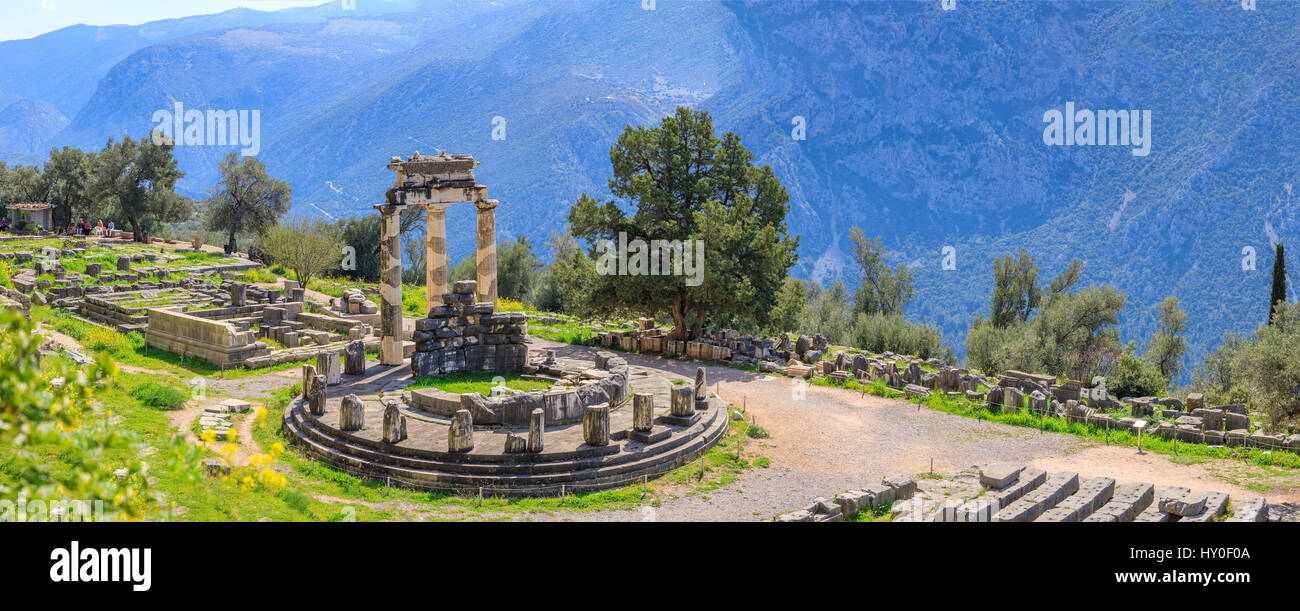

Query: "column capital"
left=475, top=199, right=499, bottom=211
left=373, top=202, right=408, bottom=214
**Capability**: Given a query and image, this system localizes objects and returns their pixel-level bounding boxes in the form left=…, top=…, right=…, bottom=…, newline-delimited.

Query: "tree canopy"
left=566, top=107, right=798, bottom=338
left=204, top=152, right=292, bottom=253
left=259, top=218, right=345, bottom=286
left=848, top=226, right=913, bottom=316
left=85, top=135, right=189, bottom=242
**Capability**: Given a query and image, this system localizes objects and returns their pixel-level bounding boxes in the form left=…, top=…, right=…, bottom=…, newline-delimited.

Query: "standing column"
left=475, top=199, right=498, bottom=305
left=425, top=204, right=448, bottom=308
left=375, top=203, right=407, bottom=366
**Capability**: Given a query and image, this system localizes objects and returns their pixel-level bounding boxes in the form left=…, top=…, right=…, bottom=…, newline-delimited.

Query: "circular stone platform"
left=281, top=350, right=729, bottom=496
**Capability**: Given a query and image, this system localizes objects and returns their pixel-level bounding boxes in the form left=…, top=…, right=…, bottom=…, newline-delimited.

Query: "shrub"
left=1108, top=348, right=1166, bottom=398
left=81, top=327, right=145, bottom=358
left=849, top=312, right=954, bottom=363
left=129, top=381, right=189, bottom=410
left=964, top=318, right=1046, bottom=375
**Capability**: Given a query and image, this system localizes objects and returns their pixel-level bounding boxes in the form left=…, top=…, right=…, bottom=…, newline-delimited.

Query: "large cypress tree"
left=1270, top=243, right=1287, bottom=325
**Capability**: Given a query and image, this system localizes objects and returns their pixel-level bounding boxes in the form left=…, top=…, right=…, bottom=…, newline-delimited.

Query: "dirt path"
left=525, top=339, right=1300, bottom=521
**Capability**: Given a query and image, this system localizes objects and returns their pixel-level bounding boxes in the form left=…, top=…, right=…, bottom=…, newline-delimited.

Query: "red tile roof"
left=5, top=202, right=54, bottom=210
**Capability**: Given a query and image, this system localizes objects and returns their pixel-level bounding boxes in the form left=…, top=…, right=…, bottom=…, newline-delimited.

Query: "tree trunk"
left=129, top=217, right=143, bottom=243
left=669, top=299, right=687, bottom=340
left=228, top=232, right=237, bottom=254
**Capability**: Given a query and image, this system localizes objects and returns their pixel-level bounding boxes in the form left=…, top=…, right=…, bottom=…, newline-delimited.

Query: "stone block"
left=1179, top=491, right=1229, bottom=523
left=882, top=474, right=917, bottom=500
left=1193, top=408, right=1224, bottom=431
left=1227, top=497, right=1268, bottom=522
left=1224, top=412, right=1251, bottom=431
left=978, top=464, right=1023, bottom=489
left=1157, top=487, right=1206, bottom=517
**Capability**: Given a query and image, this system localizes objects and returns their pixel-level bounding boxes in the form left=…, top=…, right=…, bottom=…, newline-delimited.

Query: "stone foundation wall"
left=144, top=307, right=271, bottom=366
left=409, top=280, right=528, bottom=378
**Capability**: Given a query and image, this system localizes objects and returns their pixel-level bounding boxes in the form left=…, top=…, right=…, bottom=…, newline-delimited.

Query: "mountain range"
left=1, top=0, right=1297, bottom=373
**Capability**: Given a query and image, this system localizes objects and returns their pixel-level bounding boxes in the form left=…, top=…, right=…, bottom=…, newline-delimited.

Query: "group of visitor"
left=69, top=219, right=114, bottom=237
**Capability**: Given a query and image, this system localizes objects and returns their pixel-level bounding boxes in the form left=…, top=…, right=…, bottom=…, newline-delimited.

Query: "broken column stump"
left=694, top=367, right=708, bottom=409
left=339, top=394, right=365, bottom=431
left=633, top=393, right=654, bottom=432
left=527, top=408, right=544, bottom=453
left=670, top=384, right=694, bottom=417
left=317, top=350, right=342, bottom=386
left=302, top=364, right=317, bottom=397
left=307, top=374, right=326, bottom=417
left=343, top=340, right=366, bottom=375
left=583, top=403, right=610, bottom=447
left=383, top=403, right=407, bottom=443
left=449, top=409, right=474, bottom=452
left=504, top=433, right=528, bottom=453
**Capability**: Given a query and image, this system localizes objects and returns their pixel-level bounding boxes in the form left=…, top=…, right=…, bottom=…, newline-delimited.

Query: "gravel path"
left=527, top=340, right=1300, bottom=521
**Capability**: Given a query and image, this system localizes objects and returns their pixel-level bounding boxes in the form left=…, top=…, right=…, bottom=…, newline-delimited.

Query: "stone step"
left=1178, top=491, right=1229, bottom=523
left=1226, top=497, right=1268, bottom=522
left=940, top=467, right=1046, bottom=522
left=1083, top=482, right=1154, bottom=522
left=1134, top=506, right=1173, bottom=522
left=291, top=402, right=707, bottom=473
left=995, top=472, right=1079, bottom=522
left=282, top=399, right=729, bottom=493
left=987, top=467, right=1047, bottom=508
left=1035, top=476, right=1114, bottom=522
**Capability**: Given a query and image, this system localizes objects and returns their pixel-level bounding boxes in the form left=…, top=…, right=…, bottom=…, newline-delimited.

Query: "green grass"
left=15, top=303, right=782, bottom=521
left=846, top=502, right=894, bottom=523
left=129, top=381, right=189, bottom=410
left=912, top=391, right=1300, bottom=470
left=528, top=319, right=604, bottom=345
left=407, top=372, right=553, bottom=397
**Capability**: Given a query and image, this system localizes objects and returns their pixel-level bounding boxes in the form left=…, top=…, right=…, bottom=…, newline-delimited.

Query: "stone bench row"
left=777, top=475, right=919, bottom=522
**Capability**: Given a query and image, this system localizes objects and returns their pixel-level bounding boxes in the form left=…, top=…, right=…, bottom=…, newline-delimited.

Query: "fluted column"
left=475, top=199, right=498, bottom=305
left=375, top=202, right=407, bottom=366
left=425, top=204, right=448, bottom=308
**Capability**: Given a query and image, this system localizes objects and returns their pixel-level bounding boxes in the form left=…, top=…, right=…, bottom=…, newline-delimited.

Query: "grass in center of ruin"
left=406, top=372, right=554, bottom=397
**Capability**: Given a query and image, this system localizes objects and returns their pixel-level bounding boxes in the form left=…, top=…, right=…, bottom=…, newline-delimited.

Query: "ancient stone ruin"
left=781, top=463, right=1281, bottom=523
left=377, top=151, right=500, bottom=367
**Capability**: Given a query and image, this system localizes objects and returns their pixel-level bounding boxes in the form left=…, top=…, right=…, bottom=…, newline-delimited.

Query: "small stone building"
left=6, top=202, right=55, bottom=230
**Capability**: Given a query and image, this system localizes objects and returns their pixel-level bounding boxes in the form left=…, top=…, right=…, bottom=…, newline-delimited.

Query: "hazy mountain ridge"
left=2, top=0, right=1298, bottom=375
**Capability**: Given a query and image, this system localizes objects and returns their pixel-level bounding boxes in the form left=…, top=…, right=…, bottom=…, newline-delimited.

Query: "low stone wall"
left=144, top=307, right=271, bottom=366
left=407, top=351, right=631, bottom=426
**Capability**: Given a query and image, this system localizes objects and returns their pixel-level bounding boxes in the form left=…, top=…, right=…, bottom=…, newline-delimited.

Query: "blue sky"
left=1, top=0, right=323, bottom=42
